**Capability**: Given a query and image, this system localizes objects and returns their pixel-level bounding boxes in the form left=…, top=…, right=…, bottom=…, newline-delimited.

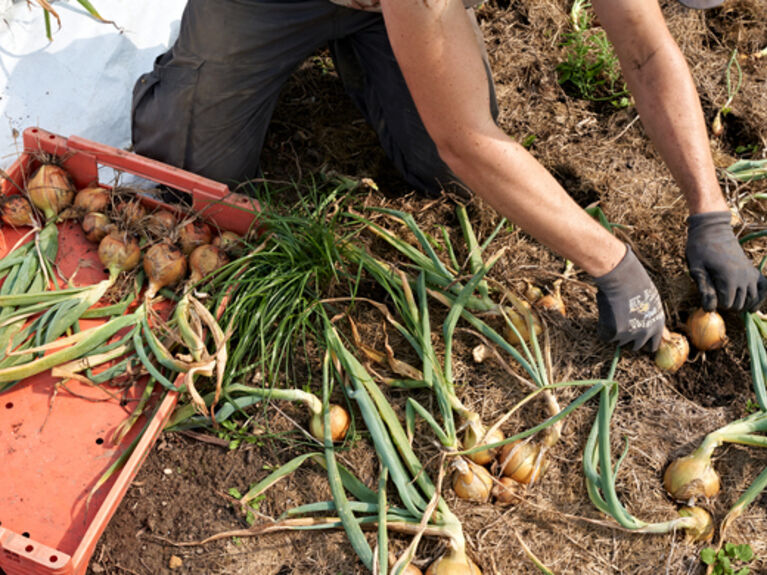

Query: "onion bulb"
left=679, top=506, right=714, bottom=543
left=74, top=186, right=109, bottom=214
left=686, top=308, right=726, bottom=351
left=116, top=200, right=147, bottom=225
left=1, top=195, right=36, bottom=227
left=26, top=164, right=75, bottom=220
left=144, top=241, right=188, bottom=298
left=536, top=294, right=566, bottom=316
left=147, top=209, right=177, bottom=233
left=663, top=451, right=720, bottom=502
left=189, top=244, right=229, bottom=283
left=425, top=550, right=482, bottom=575
left=213, top=230, right=245, bottom=256
left=98, top=232, right=141, bottom=278
left=178, top=220, right=213, bottom=255
left=503, top=305, right=542, bottom=346
left=82, top=212, right=115, bottom=244
left=463, top=425, right=504, bottom=466
left=655, top=328, right=689, bottom=373
left=309, top=404, right=350, bottom=443
left=498, top=440, right=543, bottom=485
left=452, top=458, right=493, bottom=502
left=492, top=476, right=521, bottom=505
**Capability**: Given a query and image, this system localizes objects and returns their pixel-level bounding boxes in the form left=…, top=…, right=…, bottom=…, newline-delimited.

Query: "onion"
left=655, top=328, right=689, bottom=373
left=144, top=241, right=188, bottom=298
left=26, top=164, right=75, bottom=220
left=98, top=232, right=141, bottom=278
left=425, top=550, right=482, bottom=575
left=402, top=565, right=423, bottom=575
left=1, top=195, right=36, bottom=227
left=498, top=440, right=543, bottom=485
left=679, top=506, right=715, bottom=543
left=82, top=212, right=115, bottom=244
left=503, top=305, right=542, bottom=346
left=189, top=244, right=229, bottom=283
left=452, top=458, right=493, bottom=502
left=116, top=200, right=147, bottom=225
left=463, top=425, right=504, bottom=466
left=492, top=476, right=521, bottom=506
left=535, top=293, right=566, bottom=316
left=74, top=186, right=109, bottom=214
left=147, top=209, right=177, bottom=233
left=213, top=231, right=245, bottom=256
left=178, top=220, right=213, bottom=255
left=309, top=404, right=350, bottom=442
left=663, top=451, right=720, bottom=502
left=686, top=308, right=727, bottom=351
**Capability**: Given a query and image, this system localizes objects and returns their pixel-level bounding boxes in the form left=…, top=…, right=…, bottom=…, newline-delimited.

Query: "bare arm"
left=592, top=0, right=728, bottom=215
left=380, top=0, right=626, bottom=277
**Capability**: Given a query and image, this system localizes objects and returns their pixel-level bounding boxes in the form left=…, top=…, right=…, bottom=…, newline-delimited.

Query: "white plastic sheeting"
left=0, top=0, right=186, bottom=165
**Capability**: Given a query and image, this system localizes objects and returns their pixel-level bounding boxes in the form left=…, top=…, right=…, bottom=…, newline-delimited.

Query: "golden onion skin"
left=179, top=220, right=213, bottom=255
left=425, top=552, right=482, bottom=575
left=98, top=232, right=141, bottom=276
left=213, top=230, right=245, bottom=256
left=492, top=476, right=521, bottom=506
left=82, top=212, right=115, bottom=244
left=147, top=209, right=178, bottom=234
left=463, top=426, right=504, bottom=466
left=503, top=305, right=542, bottom=346
left=679, top=506, right=715, bottom=543
left=535, top=294, right=566, bottom=316
left=144, top=242, right=188, bottom=297
left=1, top=195, right=36, bottom=227
left=116, top=200, right=147, bottom=226
left=309, top=404, right=350, bottom=443
left=402, top=564, right=423, bottom=575
left=452, top=460, right=493, bottom=503
left=189, top=244, right=229, bottom=283
left=498, top=440, right=542, bottom=485
left=663, top=452, right=720, bottom=502
left=27, top=164, right=75, bottom=219
left=655, top=329, right=689, bottom=373
left=686, top=309, right=726, bottom=351
left=74, top=186, right=109, bottom=213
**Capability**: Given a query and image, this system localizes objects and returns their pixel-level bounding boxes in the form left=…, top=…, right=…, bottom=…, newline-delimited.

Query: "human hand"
left=593, top=245, right=665, bottom=351
left=686, top=211, right=767, bottom=312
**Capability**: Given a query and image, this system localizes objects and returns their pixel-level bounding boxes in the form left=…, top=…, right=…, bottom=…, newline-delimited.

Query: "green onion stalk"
left=584, top=350, right=715, bottom=542
left=324, top=322, right=478, bottom=575
left=0, top=230, right=141, bottom=372
left=342, top=209, right=567, bottom=479
left=203, top=180, right=361, bottom=390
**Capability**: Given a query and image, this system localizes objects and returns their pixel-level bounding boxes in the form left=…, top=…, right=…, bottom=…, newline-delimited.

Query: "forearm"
left=441, top=127, right=626, bottom=277
left=594, top=0, right=728, bottom=215
left=381, top=0, right=625, bottom=277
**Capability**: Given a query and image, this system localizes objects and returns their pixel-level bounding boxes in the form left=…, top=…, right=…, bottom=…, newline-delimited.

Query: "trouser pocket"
left=131, top=51, right=203, bottom=169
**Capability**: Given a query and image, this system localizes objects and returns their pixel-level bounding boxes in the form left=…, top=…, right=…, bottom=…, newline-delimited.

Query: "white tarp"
left=0, top=0, right=186, bottom=167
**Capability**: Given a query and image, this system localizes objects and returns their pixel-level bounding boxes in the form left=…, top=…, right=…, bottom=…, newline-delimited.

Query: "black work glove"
left=686, top=211, right=767, bottom=312
left=593, top=245, right=665, bottom=351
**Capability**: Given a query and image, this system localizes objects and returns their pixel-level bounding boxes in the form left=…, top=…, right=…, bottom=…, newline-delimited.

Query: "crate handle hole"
left=48, top=135, right=55, bottom=139
left=4, top=402, right=12, bottom=409
left=24, top=545, right=33, bottom=553
left=22, top=532, right=30, bottom=538
left=49, top=555, right=58, bottom=563
left=96, top=438, right=104, bottom=445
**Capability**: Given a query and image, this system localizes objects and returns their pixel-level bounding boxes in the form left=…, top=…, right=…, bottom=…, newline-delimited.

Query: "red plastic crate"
left=0, top=128, right=260, bottom=575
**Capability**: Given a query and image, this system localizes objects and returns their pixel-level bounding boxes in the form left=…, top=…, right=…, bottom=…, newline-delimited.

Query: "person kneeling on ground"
left=131, top=0, right=765, bottom=352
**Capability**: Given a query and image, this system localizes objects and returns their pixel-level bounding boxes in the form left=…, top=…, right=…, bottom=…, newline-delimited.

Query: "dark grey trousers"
left=131, top=0, right=498, bottom=195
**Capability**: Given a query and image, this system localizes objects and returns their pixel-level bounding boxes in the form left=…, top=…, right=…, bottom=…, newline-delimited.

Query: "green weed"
left=701, top=542, right=755, bottom=575
left=557, top=0, right=629, bottom=107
